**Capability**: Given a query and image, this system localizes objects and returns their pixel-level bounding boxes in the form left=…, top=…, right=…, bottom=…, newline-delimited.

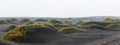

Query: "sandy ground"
left=20, top=30, right=120, bottom=45
left=1, top=24, right=120, bottom=45
left=0, top=21, right=120, bottom=45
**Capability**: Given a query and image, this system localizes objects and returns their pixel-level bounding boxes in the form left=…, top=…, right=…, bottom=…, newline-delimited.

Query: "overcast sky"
left=0, top=0, right=120, bottom=17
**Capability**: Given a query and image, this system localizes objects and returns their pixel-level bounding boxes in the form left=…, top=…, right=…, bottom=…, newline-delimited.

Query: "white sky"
left=0, top=0, right=120, bottom=17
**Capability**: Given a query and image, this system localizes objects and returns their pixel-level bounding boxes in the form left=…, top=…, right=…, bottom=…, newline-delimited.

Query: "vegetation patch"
left=46, top=19, right=62, bottom=24
left=103, top=18, right=113, bottom=22
left=0, top=23, right=55, bottom=43
left=0, top=20, right=8, bottom=24
left=10, top=18, right=18, bottom=21
left=58, top=27, right=82, bottom=34
left=5, top=24, right=16, bottom=32
left=20, top=18, right=31, bottom=23
left=106, top=24, right=120, bottom=28
left=35, top=18, right=47, bottom=22
left=23, top=21, right=34, bottom=25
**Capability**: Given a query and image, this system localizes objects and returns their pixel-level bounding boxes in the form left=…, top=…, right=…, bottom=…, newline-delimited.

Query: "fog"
left=0, top=0, right=120, bottom=17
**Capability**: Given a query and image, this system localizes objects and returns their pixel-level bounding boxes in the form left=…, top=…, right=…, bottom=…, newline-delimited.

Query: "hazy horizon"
left=0, top=0, right=120, bottom=17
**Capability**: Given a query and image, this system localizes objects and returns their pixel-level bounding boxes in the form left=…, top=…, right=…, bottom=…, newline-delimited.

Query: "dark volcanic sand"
left=18, top=30, right=120, bottom=45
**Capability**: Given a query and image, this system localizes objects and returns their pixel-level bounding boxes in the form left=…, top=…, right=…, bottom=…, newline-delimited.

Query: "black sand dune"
left=17, top=30, right=120, bottom=45
left=0, top=17, right=120, bottom=45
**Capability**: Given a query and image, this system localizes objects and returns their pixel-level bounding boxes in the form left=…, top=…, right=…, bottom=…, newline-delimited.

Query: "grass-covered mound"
left=58, top=27, right=82, bottom=34
left=103, top=18, right=114, bottom=22
left=88, top=24, right=98, bottom=28
left=1, top=18, right=18, bottom=24
left=52, top=24, right=71, bottom=29
left=20, top=18, right=31, bottom=23
left=23, top=21, right=34, bottom=25
left=46, top=19, right=62, bottom=24
left=35, top=18, right=47, bottom=22
left=5, top=24, right=16, bottom=32
left=84, top=21, right=114, bottom=26
left=10, top=18, right=18, bottom=21
left=76, top=21, right=84, bottom=28
left=0, top=20, right=8, bottom=24
left=4, top=19, right=12, bottom=24
left=45, top=19, right=65, bottom=29
left=0, top=23, right=57, bottom=43
left=63, top=19, right=72, bottom=25
left=86, top=24, right=109, bottom=30
left=106, top=24, right=120, bottom=28
left=76, top=21, right=84, bottom=25
left=4, top=18, right=17, bottom=24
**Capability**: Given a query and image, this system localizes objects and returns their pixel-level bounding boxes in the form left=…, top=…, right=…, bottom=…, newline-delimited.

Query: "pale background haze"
left=0, top=0, right=120, bottom=17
